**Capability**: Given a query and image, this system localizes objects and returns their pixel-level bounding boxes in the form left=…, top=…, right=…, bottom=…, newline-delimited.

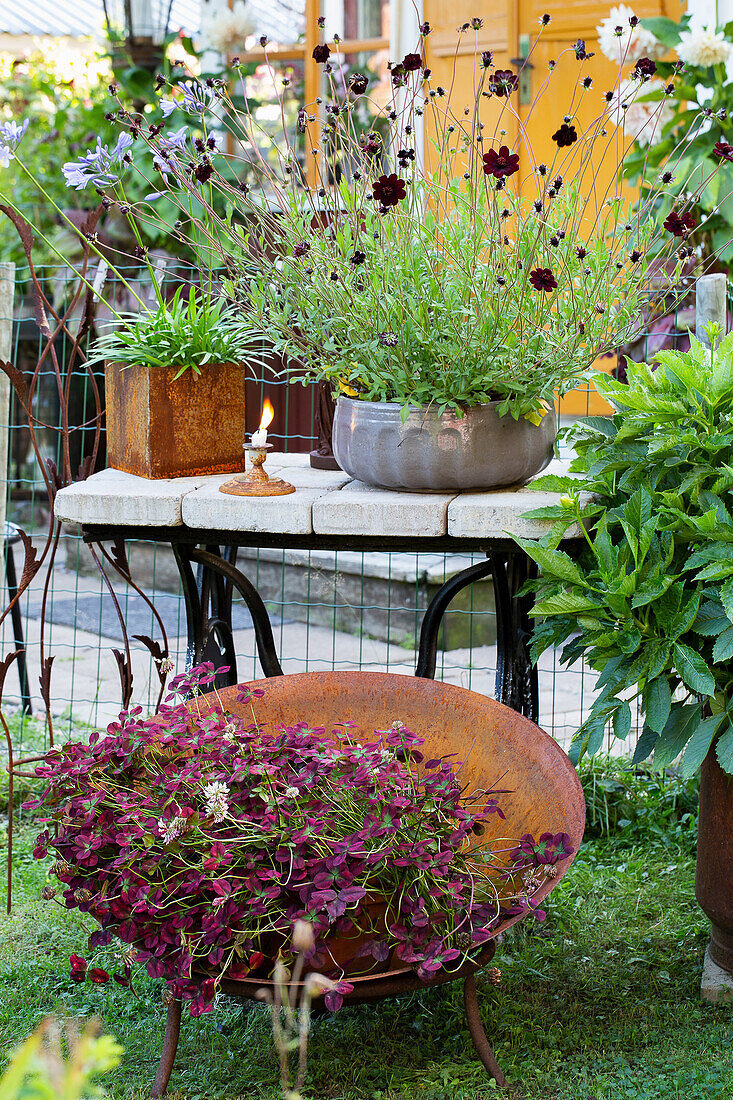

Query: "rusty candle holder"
left=219, top=444, right=295, bottom=497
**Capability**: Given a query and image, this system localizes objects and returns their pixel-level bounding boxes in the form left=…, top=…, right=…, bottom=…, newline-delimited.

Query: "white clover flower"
left=222, top=721, right=238, bottom=741
left=676, top=25, right=733, bottom=68
left=596, top=5, right=667, bottom=64
left=610, top=78, right=674, bottom=147
left=156, top=656, right=175, bottom=674
left=284, top=786, right=300, bottom=798
left=203, top=780, right=230, bottom=822
left=158, top=815, right=186, bottom=844
left=204, top=1, right=253, bottom=55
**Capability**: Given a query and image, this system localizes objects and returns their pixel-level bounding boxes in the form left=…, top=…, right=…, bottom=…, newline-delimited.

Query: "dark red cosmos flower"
left=481, top=50, right=493, bottom=69
left=633, top=57, right=656, bottom=79
left=372, top=173, right=406, bottom=207
left=714, top=140, right=733, bottom=162
left=482, top=145, right=520, bottom=179
left=312, top=43, right=330, bottom=63
left=530, top=267, right=558, bottom=292
left=70, top=953, right=87, bottom=982
left=402, top=52, right=422, bottom=72
left=663, top=210, right=695, bottom=236
left=552, top=122, right=577, bottom=147
left=349, top=72, right=368, bottom=94
left=490, top=69, right=519, bottom=96
left=193, top=160, right=213, bottom=184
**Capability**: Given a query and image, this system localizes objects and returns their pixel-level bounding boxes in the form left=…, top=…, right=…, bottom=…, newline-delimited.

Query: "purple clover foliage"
left=62, top=133, right=134, bottom=191
left=29, top=664, right=571, bottom=1018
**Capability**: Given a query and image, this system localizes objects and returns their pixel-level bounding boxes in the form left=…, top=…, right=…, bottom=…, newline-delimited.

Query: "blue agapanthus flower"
left=0, top=119, right=29, bottom=147
left=159, top=82, right=211, bottom=117
left=0, top=118, right=29, bottom=169
left=62, top=133, right=134, bottom=191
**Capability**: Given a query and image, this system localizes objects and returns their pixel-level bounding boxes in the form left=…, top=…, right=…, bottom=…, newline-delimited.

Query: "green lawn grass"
left=1, top=761, right=732, bottom=1100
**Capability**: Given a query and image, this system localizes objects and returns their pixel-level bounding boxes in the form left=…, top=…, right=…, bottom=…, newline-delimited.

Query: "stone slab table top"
left=54, top=453, right=583, bottom=541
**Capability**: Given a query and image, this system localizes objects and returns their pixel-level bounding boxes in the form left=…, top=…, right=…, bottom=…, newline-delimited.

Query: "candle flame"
left=259, top=398, right=275, bottom=432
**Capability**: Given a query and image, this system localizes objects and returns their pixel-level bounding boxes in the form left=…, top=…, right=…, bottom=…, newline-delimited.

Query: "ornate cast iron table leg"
left=173, top=544, right=284, bottom=685
left=463, top=972, right=508, bottom=1086
left=151, top=998, right=182, bottom=1098
left=415, top=551, right=539, bottom=722
left=416, top=559, right=496, bottom=680
left=489, top=550, right=539, bottom=722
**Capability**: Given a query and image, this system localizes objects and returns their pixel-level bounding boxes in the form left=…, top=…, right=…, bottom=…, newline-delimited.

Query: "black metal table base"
left=167, top=541, right=539, bottom=722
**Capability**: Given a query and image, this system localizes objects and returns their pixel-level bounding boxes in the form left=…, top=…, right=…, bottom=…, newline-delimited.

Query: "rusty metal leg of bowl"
left=151, top=999, right=183, bottom=1099
left=463, top=973, right=507, bottom=1086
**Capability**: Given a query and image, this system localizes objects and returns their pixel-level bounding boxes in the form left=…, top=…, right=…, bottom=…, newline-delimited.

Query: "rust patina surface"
left=207, top=671, right=586, bottom=991
left=696, top=750, right=733, bottom=972
left=105, top=360, right=247, bottom=478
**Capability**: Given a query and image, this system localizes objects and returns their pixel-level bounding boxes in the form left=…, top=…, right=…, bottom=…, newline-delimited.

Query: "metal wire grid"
left=0, top=264, right=694, bottom=762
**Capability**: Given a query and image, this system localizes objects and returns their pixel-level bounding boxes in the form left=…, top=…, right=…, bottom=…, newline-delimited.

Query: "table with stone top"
left=54, top=453, right=580, bottom=721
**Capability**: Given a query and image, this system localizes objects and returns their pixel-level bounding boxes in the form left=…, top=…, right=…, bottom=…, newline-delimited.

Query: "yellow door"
left=423, top=0, right=683, bottom=416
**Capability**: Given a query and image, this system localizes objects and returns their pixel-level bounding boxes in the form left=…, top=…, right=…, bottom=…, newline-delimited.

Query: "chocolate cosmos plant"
left=1, top=15, right=728, bottom=419
left=29, top=664, right=572, bottom=1017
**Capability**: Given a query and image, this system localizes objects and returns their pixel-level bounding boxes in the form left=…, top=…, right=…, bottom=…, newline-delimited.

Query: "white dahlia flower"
left=204, top=2, right=253, bottom=55
left=611, top=78, right=674, bottom=147
left=676, top=25, right=733, bottom=68
left=596, top=5, right=667, bottom=64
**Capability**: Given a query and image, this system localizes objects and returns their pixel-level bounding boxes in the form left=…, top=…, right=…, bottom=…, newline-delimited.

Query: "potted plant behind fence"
left=3, top=17, right=722, bottom=489
left=514, top=328, right=733, bottom=982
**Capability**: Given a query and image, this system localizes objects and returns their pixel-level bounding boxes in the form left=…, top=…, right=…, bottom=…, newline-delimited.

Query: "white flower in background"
left=157, top=815, right=187, bottom=844
left=611, top=78, right=674, bottom=147
left=596, top=5, right=667, bottom=64
left=204, top=2, right=253, bottom=55
left=677, top=25, right=733, bottom=68
left=203, top=780, right=230, bottom=822
left=222, top=721, right=238, bottom=741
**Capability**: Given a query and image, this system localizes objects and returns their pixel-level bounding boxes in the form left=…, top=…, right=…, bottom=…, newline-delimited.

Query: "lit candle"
left=251, top=398, right=274, bottom=447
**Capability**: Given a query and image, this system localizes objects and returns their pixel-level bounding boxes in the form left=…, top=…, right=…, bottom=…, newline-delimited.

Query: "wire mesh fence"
left=0, top=261, right=700, bottom=772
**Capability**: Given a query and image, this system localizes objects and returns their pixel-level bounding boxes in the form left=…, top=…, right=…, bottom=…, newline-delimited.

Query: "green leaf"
left=672, top=642, right=716, bottom=696
left=693, top=600, right=730, bottom=636
left=513, top=538, right=589, bottom=587
left=639, top=17, right=682, bottom=47
left=682, top=714, right=725, bottom=777
left=632, top=726, right=658, bottom=764
left=716, top=724, right=733, bottom=775
left=532, top=592, right=601, bottom=616
left=713, top=624, right=733, bottom=663
left=644, top=678, right=672, bottom=734
left=612, top=700, right=632, bottom=741
left=654, top=703, right=702, bottom=769
left=579, top=416, right=617, bottom=437
left=721, top=579, right=733, bottom=622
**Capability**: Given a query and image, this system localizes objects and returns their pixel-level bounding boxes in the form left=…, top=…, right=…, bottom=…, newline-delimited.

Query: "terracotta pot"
left=105, top=360, right=247, bottom=479
left=695, top=747, right=733, bottom=973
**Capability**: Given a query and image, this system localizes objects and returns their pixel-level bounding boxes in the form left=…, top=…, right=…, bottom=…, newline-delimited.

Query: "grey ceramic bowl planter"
left=331, top=397, right=557, bottom=492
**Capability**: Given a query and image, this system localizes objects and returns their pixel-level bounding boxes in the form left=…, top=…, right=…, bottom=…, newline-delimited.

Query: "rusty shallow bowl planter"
left=105, top=360, right=247, bottom=479
left=151, top=672, right=585, bottom=1097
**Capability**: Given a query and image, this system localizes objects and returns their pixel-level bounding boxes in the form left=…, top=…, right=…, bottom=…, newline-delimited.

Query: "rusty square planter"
left=105, top=360, right=247, bottom=479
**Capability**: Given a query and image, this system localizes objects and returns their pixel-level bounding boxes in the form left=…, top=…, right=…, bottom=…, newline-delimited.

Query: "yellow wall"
left=423, top=1, right=683, bottom=415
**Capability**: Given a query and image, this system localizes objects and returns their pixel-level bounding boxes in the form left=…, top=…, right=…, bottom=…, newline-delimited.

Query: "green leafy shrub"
left=579, top=756, right=698, bottom=847
left=517, top=330, right=733, bottom=776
